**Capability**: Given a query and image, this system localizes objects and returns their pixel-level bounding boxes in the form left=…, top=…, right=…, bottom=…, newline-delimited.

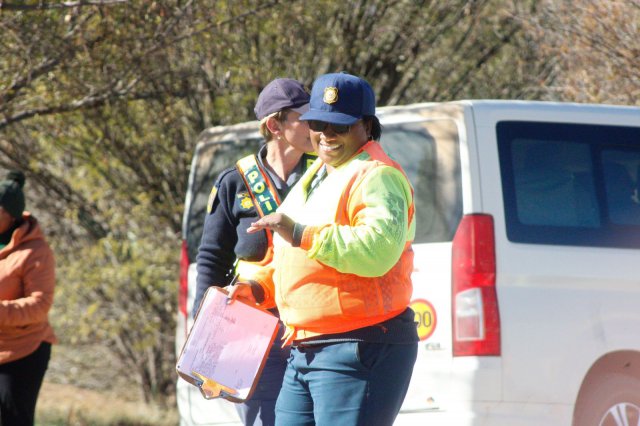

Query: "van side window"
left=512, top=139, right=599, bottom=228
left=380, top=120, right=462, bottom=243
left=498, top=121, right=640, bottom=249
left=602, top=149, right=640, bottom=226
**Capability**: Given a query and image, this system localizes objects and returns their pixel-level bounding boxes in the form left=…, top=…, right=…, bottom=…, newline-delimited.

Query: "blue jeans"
left=236, top=322, right=290, bottom=426
left=275, top=341, right=417, bottom=426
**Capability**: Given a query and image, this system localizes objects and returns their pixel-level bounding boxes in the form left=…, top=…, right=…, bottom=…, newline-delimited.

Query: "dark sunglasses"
left=308, top=120, right=351, bottom=135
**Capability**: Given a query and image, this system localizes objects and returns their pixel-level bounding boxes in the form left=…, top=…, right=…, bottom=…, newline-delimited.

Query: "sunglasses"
left=308, top=120, right=352, bottom=135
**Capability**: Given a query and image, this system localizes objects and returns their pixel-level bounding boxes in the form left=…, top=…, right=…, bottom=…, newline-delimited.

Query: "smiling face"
left=310, top=119, right=371, bottom=170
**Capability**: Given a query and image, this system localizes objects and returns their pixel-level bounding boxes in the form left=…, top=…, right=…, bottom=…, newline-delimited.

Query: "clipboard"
left=176, top=286, right=279, bottom=402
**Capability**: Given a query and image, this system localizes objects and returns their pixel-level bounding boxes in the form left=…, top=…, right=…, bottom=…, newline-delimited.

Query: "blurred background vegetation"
left=0, top=0, right=638, bottom=419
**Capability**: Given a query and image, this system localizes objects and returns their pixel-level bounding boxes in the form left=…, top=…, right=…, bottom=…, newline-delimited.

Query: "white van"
left=177, top=100, right=640, bottom=426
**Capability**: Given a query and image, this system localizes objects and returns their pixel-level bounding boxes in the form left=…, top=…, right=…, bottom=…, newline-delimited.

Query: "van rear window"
left=498, top=121, right=640, bottom=248
left=380, top=119, right=462, bottom=243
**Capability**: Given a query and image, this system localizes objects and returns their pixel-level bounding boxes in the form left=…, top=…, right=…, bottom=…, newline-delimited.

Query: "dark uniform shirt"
left=194, top=144, right=311, bottom=314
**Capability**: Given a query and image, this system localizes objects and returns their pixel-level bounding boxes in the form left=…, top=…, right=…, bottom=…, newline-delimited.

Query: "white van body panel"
left=178, top=100, right=640, bottom=425
left=472, top=102, right=640, bottom=405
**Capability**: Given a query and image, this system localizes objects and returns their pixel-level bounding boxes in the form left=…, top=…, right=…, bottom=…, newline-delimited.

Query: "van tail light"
left=452, top=214, right=501, bottom=356
left=179, top=240, right=189, bottom=318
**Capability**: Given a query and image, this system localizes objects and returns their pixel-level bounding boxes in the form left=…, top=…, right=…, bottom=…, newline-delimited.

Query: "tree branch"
left=0, top=82, right=171, bottom=131
left=0, top=0, right=128, bottom=10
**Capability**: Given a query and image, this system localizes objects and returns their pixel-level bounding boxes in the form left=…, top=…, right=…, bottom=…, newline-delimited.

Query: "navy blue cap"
left=254, top=78, right=310, bottom=120
left=299, top=73, right=375, bottom=125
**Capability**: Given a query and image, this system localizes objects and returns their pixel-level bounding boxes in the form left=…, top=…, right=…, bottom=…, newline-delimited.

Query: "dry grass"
left=36, top=381, right=179, bottom=426
left=36, top=343, right=179, bottom=425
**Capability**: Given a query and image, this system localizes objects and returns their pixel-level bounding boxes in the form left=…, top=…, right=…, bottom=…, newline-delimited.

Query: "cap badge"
left=323, top=87, right=338, bottom=104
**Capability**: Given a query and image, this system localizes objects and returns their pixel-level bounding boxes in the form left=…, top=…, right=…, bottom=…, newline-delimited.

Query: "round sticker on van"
left=410, top=299, right=437, bottom=341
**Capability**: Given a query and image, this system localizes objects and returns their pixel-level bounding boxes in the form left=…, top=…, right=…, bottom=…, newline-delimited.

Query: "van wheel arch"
left=573, top=350, right=640, bottom=426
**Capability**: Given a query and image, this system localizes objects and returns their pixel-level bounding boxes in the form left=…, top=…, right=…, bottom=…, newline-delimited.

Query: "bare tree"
left=0, top=1, right=128, bottom=10
left=527, top=0, right=640, bottom=105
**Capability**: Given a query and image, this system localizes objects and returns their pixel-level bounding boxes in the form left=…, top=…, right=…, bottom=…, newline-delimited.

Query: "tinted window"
left=498, top=121, right=640, bottom=248
left=380, top=119, right=462, bottom=243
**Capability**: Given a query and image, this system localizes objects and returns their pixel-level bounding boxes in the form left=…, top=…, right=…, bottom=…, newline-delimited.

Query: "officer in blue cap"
left=228, top=72, right=418, bottom=426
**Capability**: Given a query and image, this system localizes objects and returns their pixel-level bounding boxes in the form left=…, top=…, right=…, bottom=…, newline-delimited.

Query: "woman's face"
left=279, top=111, right=313, bottom=153
left=0, top=207, right=14, bottom=234
left=310, top=120, right=371, bottom=169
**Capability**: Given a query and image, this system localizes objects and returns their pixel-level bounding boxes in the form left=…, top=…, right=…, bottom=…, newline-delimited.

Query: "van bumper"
left=177, top=378, right=241, bottom=426
left=395, top=401, right=573, bottom=426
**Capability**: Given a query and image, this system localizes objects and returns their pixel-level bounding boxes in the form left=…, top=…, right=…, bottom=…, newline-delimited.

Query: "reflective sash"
left=236, top=155, right=282, bottom=217
left=235, top=152, right=316, bottom=273
left=236, top=152, right=317, bottom=218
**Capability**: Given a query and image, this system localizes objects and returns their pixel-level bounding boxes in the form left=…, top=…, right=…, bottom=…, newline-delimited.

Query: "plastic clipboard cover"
left=176, top=287, right=279, bottom=402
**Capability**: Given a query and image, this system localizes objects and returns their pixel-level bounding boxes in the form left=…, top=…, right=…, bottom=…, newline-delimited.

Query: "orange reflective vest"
left=252, top=141, right=415, bottom=344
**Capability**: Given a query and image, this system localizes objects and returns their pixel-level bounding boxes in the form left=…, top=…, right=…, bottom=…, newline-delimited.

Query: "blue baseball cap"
left=300, top=72, right=376, bottom=125
left=254, top=78, right=310, bottom=120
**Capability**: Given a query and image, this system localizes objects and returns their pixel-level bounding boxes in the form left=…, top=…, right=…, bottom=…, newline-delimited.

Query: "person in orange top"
left=0, top=171, right=56, bottom=426
left=229, top=73, right=418, bottom=426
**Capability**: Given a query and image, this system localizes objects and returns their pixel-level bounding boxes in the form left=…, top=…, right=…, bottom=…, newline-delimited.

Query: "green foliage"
left=53, top=218, right=178, bottom=403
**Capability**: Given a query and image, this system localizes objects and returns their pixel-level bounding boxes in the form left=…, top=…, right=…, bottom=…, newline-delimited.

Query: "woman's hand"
left=224, top=281, right=259, bottom=305
left=247, top=213, right=295, bottom=244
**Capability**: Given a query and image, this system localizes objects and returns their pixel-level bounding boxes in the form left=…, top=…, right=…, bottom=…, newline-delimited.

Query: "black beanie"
left=0, top=170, right=26, bottom=219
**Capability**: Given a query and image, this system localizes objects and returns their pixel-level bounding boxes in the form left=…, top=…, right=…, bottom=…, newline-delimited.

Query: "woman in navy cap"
left=229, top=72, right=418, bottom=426
left=194, top=78, right=315, bottom=426
left=0, top=170, right=56, bottom=426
